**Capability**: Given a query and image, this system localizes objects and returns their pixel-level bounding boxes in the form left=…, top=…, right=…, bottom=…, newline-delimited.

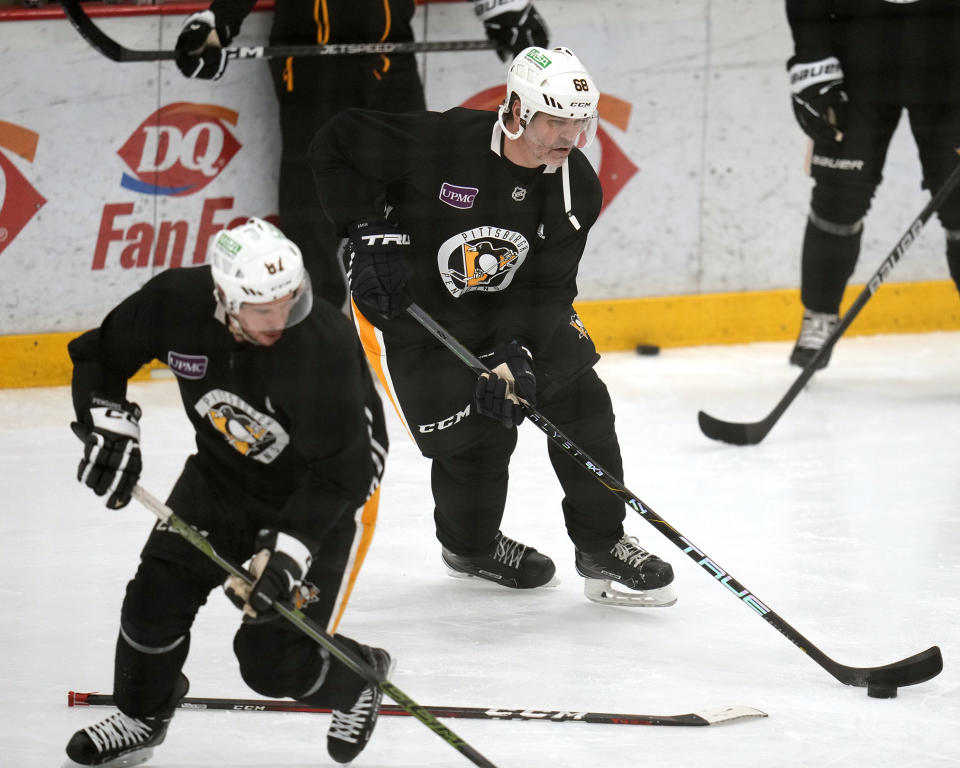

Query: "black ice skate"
left=327, top=646, right=392, bottom=764
left=65, top=674, right=189, bottom=768
left=575, top=535, right=676, bottom=607
left=789, top=309, right=839, bottom=369
left=442, top=531, right=557, bottom=589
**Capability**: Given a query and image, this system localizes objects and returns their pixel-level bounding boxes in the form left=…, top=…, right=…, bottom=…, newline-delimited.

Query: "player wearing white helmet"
left=498, top=46, right=599, bottom=153
left=310, top=46, right=677, bottom=608
left=209, top=217, right=313, bottom=345
left=64, top=219, right=391, bottom=766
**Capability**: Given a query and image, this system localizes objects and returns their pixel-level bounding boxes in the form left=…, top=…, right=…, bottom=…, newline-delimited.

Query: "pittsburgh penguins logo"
left=570, top=311, right=590, bottom=340
left=194, top=389, right=289, bottom=463
left=438, top=226, right=530, bottom=297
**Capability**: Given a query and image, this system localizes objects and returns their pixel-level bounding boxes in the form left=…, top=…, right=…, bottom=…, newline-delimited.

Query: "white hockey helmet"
left=499, top=46, right=600, bottom=147
left=209, top=217, right=312, bottom=329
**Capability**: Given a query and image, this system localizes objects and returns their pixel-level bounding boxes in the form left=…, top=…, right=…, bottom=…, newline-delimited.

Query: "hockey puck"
left=866, top=685, right=897, bottom=699
left=635, top=344, right=660, bottom=356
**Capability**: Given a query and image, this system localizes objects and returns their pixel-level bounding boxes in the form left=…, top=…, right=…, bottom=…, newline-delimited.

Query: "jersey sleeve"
left=209, top=0, right=257, bottom=38
left=68, top=274, right=173, bottom=421
left=308, top=108, right=441, bottom=234
left=786, top=0, right=835, bottom=62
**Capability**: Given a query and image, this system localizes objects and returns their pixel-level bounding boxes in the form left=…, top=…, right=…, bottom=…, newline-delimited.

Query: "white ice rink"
left=1, top=331, right=958, bottom=767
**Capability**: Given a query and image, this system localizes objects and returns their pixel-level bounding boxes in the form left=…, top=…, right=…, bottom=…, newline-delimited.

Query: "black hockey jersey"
left=787, top=0, right=960, bottom=104
left=209, top=0, right=468, bottom=45
left=309, top=107, right=603, bottom=356
left=68, top=266, right=386, bottom=544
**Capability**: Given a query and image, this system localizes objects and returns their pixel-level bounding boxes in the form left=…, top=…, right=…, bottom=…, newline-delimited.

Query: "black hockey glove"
left=787, top=55, right=847, bottom=143
left=175, top=10, right=234, bottom=80
left=224, top=530, right=314, bottom=621
left=344, top=219, right=413, bottom=321
left=475, top=340, right=536, bottom=428
left=476, top=0, right=549, bottom=61
left=71, top=396, right=142, bottom=510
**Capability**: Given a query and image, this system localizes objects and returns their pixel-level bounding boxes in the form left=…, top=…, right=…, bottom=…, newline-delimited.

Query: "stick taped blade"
left=694, top=705, right=768, bottom=725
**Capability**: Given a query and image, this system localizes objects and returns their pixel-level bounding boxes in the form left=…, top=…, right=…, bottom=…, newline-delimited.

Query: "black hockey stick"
left=698, top=152, right=960, bottom=446
left=68, top=691, right=766, bottom=727
left=130, top=485, right=499, bottom=768
left=60, top=0, right=495, bottom=64
left=406, top=303, right=943, bottom=697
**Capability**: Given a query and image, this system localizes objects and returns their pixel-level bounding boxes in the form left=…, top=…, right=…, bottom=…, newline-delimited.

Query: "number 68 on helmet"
left=499, top=46, right=600, bottom=149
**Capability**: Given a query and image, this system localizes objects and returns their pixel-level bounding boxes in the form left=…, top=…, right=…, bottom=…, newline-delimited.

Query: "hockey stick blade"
left=697, top=153, right=960, bottom=446
left=68, top=692, right=767, bottom=727
left=60, top=0, right=494, bottom=63
left=826, top=645, right=943, bottom=690
left=406, top=303, right=944, bottom=695
left=698, top=409, right=770, bottom=446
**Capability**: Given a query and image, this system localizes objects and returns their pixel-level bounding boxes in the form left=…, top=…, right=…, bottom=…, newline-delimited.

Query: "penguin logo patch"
left=194, top=389, right=289, bottom=463
left=437, top=226, right=530, bottom=297
left=570, top=312, right=590, bottom=340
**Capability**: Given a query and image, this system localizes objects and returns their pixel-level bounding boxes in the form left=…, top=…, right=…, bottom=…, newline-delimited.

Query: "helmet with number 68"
left=500, top=46, right=599, bottom=147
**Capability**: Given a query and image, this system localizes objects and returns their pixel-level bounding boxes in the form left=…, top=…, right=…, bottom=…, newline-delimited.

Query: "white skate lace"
left=611, top=536, right=652, bottom=568
left=84, top=712, right=154, bottom=753
left=329, top=687, right=374, bottom=744
left=797, top=311, right=838, bottom=349
left=493, top=535, right=527, bottom=569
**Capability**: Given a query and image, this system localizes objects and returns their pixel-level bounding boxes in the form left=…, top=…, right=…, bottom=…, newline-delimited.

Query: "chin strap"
left=561, top=159, right=580, bottom=231
left=497, top=104, right=524, bottom=141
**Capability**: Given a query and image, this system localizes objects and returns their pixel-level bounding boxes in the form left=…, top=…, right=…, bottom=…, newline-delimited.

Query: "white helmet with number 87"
left=499, top=46, right=600, bottom=147
left=209, top=217, right=313, bottom=342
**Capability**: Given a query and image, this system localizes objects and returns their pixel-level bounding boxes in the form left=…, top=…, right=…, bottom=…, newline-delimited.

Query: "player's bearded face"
left=236, top=290, right=299, bottom=346
left=523, top=113, right=595, bottom=165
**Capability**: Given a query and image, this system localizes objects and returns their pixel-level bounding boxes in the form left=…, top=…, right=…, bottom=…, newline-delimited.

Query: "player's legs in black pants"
left=908, top=101, right=960, bottom=297
left=539, top=368, right=626, bottom=553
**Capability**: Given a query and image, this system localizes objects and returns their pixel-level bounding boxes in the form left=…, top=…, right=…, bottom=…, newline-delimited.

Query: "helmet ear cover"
left=209, top=217, right=313, bottom=330
left=499, top=46, right=600, bottom=147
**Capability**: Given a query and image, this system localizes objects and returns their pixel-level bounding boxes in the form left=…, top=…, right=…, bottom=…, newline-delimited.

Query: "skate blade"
left=63, top=747, right=154, bottom=768
left=443, top=565, right=560, bottom=589
left=583, top=578, right=677, bottom=607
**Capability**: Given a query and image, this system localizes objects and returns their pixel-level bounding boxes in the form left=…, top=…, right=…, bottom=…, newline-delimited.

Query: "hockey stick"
left=59, top=0, right=495, bottom=64
left=68, top=692, right=766, bottom=727
left=130, top=485, right=499, bottom=768
left=406, top=303, right=943, bottom=697
left=698, top=152, right=960, bottom=446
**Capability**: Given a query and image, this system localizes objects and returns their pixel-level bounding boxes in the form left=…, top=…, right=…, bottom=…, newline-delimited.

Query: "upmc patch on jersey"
left=439, top=182, right=479, bottom=210
left=437, top=226, right=529, bottom=297
left=167, top=351, right=208, bottom=379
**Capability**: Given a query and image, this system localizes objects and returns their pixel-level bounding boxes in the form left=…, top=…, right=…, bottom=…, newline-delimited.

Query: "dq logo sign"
left=461, top=86, right=638, bottom=213
left=117, top=103, right=241, bottom=196
left=0, top=120, right=46, bottom=256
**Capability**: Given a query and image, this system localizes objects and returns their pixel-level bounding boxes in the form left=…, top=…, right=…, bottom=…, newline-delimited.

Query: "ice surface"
left=1, top=332, right=958, bottom=767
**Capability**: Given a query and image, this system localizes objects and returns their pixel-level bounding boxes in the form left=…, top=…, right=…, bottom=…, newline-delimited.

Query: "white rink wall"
left=0, top=0, right=951, bottom=334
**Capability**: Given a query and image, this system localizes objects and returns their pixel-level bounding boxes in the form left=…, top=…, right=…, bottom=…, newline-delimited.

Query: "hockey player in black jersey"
left=309, top=46, right=676, bottom=608
left=64, top=219, right=390, bottom=767
left=786, top=0, right=960, bottom=368
left=174, top=0, right=548, bottom=310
